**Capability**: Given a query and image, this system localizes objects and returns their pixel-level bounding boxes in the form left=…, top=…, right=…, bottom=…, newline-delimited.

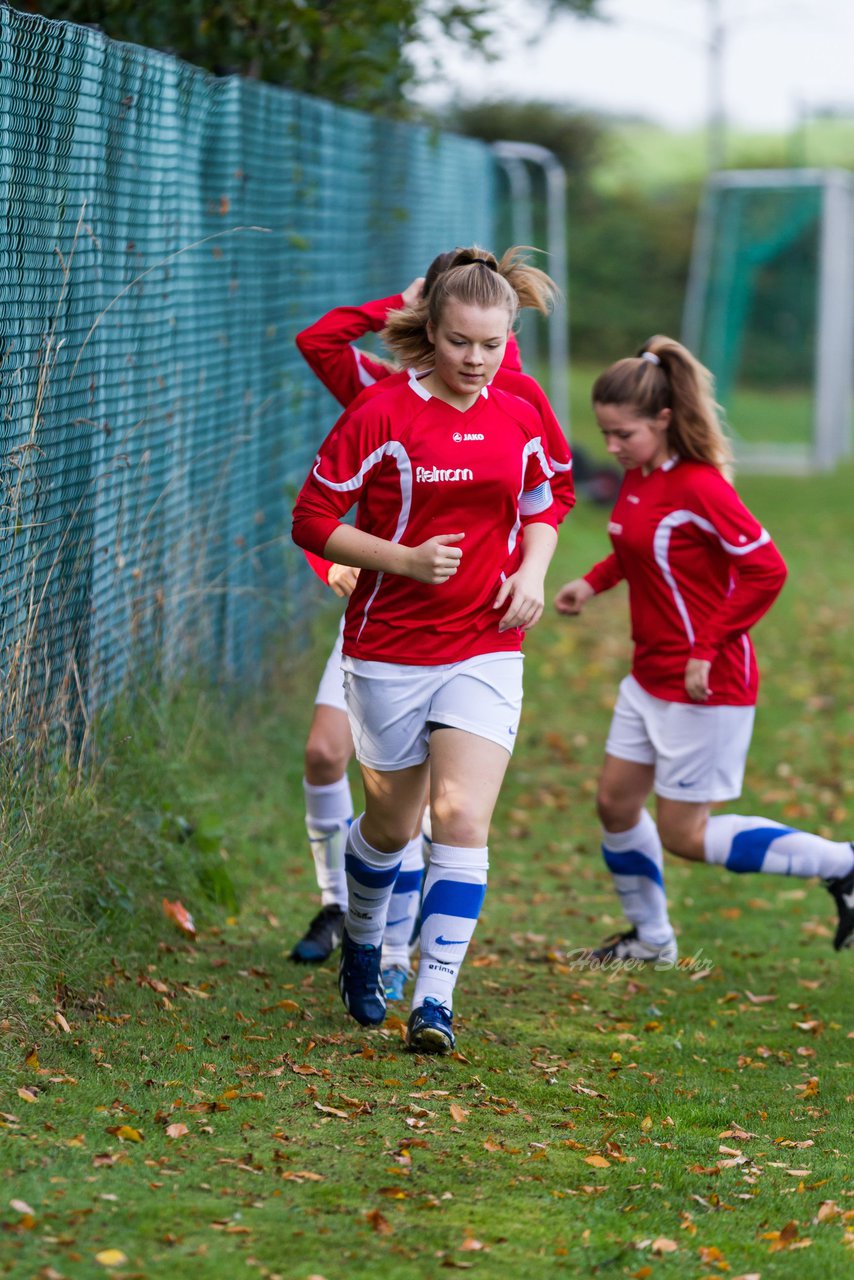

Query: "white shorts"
left=341, top=651, right=524, bottom=771
left=605, top=674, right=755, bottom=803
left=314, top=618, right=347, bottom=712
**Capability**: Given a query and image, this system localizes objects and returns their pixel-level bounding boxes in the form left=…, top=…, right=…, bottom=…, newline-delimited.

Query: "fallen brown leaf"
left=365, top=1208, right=392, bottom=1235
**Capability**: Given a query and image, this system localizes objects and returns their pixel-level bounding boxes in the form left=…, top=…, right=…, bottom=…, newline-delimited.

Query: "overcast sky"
left=414, top=0, right=854, bottom=133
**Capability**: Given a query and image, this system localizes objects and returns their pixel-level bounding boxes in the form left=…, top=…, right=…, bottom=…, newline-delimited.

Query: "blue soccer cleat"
left=406, top=997, right=455, bottom=1054
left=382, top=964, right=410, bottom=1003
left=338, top=931, right=386, bottom=1026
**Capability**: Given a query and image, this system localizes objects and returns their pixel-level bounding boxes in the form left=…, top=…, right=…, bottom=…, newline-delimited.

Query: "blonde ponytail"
left=382, top=244, right=560, bottom=370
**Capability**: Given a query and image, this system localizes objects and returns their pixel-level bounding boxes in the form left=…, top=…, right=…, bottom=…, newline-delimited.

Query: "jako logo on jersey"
left=417, top=465, right=474, bottom=482
left=608, top=521, right=623, bottom=535
left=452, top=431, right=485, bottom=442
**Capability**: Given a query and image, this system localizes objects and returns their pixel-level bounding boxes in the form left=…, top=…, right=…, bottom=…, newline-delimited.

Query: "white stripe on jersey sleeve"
left=652, top=509, right=771, bottom=644
left=313, top=441, right=414, bottom=644
left=506, top=436, right=556, bottom=555
left=354, top=350, right=377, bottom=388
left=521, top=435, right=555, bottom=481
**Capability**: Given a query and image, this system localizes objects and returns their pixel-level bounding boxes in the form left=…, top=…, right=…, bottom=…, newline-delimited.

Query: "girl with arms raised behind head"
left=292, top=247, right=562, bottom=1052
left=289, top=249, right=574, bottom=1010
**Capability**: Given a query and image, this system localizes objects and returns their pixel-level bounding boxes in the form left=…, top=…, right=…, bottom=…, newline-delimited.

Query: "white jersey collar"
left=407, top=370, right=489, bottom=403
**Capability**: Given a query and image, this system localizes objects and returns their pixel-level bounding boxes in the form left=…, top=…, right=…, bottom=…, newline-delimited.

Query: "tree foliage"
left=22, top=0, right=602, bottom=112
left=569, top=183, right=698, bottom=360
left=449, top=98, right=610, bottom=182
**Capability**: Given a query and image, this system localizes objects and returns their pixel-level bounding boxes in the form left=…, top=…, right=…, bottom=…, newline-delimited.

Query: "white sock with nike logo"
left=411, top=844, right=488, bottom=1013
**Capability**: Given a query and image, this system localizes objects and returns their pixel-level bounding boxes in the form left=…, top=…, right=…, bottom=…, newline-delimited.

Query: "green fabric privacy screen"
left=0, top=6, right=497, bottom=736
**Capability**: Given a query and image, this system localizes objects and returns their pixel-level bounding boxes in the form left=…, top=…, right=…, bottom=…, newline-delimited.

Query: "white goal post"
left=683, top=168, right=854, bottom=473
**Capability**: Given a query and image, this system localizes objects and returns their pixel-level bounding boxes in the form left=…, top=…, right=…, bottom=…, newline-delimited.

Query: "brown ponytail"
left=592, top=335, right=733, bottom=479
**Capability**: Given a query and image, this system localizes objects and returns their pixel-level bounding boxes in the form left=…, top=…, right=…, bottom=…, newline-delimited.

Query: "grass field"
left=2, top=410, right=853, bottom=1278
left=594, top=117, right=854, bottom=196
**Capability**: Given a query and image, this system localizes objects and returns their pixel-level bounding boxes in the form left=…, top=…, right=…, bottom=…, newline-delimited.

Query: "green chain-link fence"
left=0, top=6, right=497, bottom=743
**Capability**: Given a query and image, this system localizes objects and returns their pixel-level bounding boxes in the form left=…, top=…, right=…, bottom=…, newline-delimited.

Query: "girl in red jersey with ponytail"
left=293, top=247, right=561, bottom=1052
left=555, top=336, right=854, bottom=961
left=290, top=249, right=575, bottom=1008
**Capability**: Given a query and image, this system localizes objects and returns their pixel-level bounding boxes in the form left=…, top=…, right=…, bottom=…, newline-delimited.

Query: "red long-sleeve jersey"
left=292, top=374, right=557, bottom=666
left=330, top=366, right=574, bottom=524
left=296, top=294, right=402, bottom=408
left=295, top=295, right=565, bottom=584
left=297, top=297, right=401, bottom=586
left=583, top=458, right=787, bottom=705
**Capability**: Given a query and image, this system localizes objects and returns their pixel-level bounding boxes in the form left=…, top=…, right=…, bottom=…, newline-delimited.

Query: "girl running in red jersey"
left=291, top=250, right=574, bottom=1007
left=293, top=247, right=561, bottom=1052
left=554, top=337, right=854, bottom=961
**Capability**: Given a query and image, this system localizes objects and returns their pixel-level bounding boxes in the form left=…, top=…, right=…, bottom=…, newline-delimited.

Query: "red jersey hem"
left=342, top=633, right=524, bottom=666
left=630, top=666, right=758, bottom=708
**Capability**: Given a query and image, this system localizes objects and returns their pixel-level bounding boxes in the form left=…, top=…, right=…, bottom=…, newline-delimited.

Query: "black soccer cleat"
left=587, top=926, right=678, bottom=965
left=290, top=904, right=345, bottom=963
left=826, top=856, right=854, bottom=951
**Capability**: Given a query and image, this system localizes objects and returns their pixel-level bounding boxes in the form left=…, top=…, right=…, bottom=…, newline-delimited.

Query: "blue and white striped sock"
left=602, top=811, right=674, bottom=947
left=412, top=844, right=488, bottom=1012
left=381, top=837, right=424, bottom=970
left=343, top=816, right=403, bottom=947
left=705, top=814, right=854, bottom=880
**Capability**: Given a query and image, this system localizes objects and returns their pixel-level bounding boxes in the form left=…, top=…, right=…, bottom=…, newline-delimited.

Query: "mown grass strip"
left=1, top=450, right=852, bottom=1279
